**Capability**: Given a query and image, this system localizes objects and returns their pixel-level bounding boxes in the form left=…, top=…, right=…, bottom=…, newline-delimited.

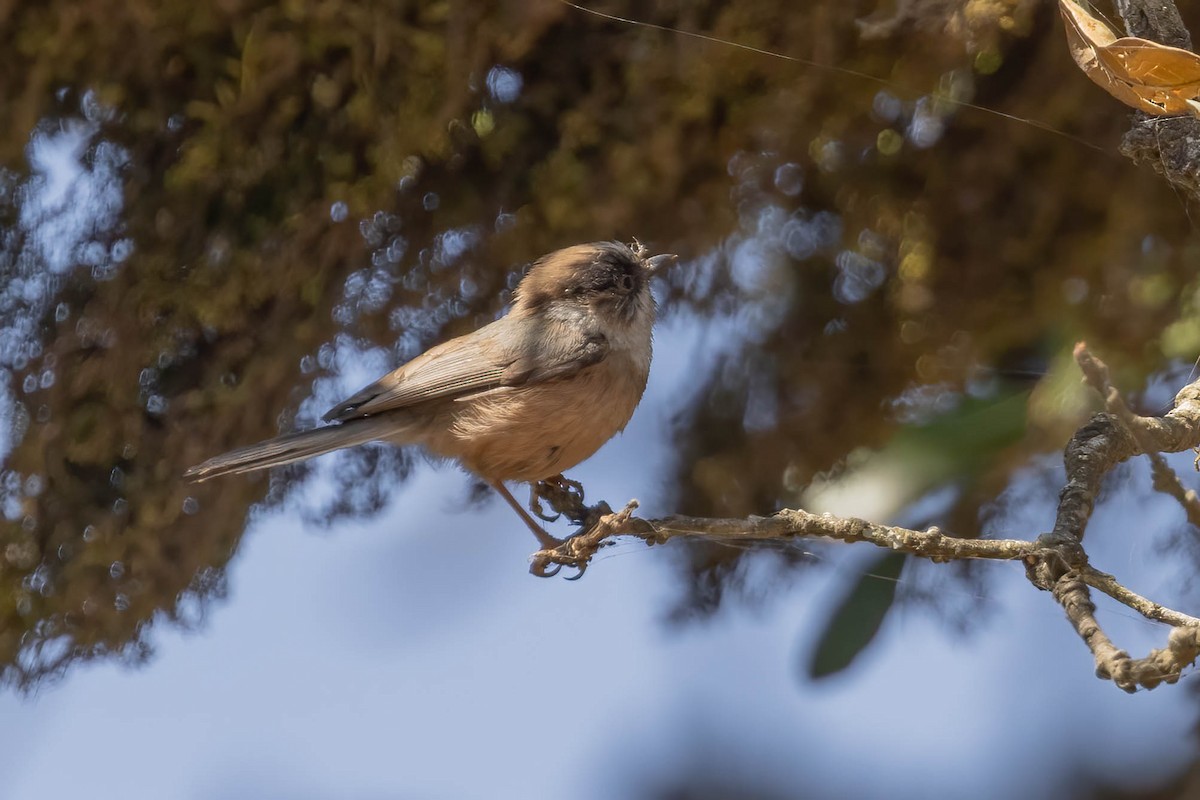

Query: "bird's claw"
left=529, top=527, right=593, bottom=579
left=526, top=478, right=617, bottom=579
left=529, top=494, right=561, bottom=523
left=530, top=558, right=563, bottom=578
left=529, top=552, right=588, bottom=580
left=529, top=474, right=589, bottom=525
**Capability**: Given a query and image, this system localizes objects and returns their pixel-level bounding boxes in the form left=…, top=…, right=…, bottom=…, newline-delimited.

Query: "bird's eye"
left=617, top=274, right=634, bottom=292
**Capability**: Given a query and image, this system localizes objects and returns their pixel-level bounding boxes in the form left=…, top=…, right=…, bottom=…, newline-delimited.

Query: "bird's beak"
left=644, top=253, right=678, bottom=274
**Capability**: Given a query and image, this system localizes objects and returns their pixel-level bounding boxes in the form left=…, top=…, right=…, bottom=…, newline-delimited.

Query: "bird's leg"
left=529, top=474, right=587, bottom=523
left=489, top=480, right=563, bottom=551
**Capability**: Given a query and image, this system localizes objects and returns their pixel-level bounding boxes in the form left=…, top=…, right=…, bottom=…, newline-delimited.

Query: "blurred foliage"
left=1, top=0, right=1200, bottom=694
left=808, top=551, right=904, bottom=679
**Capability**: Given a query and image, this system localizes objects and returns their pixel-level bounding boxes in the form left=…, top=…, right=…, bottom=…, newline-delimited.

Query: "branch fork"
left=529, top=342, right=1200, bottom=692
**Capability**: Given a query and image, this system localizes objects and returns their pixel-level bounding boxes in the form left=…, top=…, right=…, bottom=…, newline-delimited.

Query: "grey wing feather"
left=323, top=326, right=511, bottom=421
left=499, top=331, right=608, bottom=385
left=324, top=316, right=610, bottom=422
left=185, top=415, right=396, bottom=482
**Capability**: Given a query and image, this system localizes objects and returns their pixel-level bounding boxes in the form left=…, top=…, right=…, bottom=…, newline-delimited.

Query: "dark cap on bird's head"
left=514, top=240, right=677, bottom=314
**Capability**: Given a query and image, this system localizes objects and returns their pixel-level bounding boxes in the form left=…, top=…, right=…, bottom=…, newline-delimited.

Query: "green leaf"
left=807, top=552, right=905, bottom=679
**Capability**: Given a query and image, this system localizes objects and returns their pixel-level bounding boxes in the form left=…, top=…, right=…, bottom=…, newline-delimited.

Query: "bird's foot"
left=529, top=499, right=635, bottom=580
left=529, top=474, right=587, bottom=523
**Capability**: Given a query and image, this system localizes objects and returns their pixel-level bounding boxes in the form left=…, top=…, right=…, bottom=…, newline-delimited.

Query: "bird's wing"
left=322, top=318, right=609, bottom=422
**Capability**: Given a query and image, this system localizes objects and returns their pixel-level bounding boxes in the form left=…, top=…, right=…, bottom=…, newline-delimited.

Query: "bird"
left=185, top=240, right=676, bottom=550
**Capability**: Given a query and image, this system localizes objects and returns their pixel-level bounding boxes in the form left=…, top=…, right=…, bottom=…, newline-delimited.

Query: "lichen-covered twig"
left=529, top=342, right=1200, bottom=693
left=1075, top=342, right=1200, bottom=526
left=529, top=505, right=1033, bottom=578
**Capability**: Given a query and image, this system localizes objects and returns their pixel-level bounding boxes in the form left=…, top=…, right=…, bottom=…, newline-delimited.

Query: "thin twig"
left=528, top=341, right=1200, bottom=693
left=1080, top=565, right=1200, bottom=626
left=1075, top=341, right=1200, bottom=525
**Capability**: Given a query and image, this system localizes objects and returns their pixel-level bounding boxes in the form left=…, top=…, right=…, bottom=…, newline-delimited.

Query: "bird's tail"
left=184, top=417, right=398, bottom=483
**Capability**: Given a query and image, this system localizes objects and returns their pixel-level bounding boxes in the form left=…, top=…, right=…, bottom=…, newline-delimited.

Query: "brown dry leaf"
left=1058, top=0, right=1200, bottom=117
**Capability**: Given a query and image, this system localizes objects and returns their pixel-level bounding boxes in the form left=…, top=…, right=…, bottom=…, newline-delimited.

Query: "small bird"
left=185, top=240, right=675, bottom=547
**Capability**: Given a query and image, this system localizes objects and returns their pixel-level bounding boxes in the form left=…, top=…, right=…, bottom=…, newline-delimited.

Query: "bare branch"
left=1148, top=459, right=1200, bottom=527
left=526, top=341, right=1200, bottom=692
left=529, top=505, right=1032, bottom=577
left=1075, top=341, right=1200, bottom=525
left=1080, top=565, right=1200, bottom=627
left=1056, top=569, right=1200, bottom=691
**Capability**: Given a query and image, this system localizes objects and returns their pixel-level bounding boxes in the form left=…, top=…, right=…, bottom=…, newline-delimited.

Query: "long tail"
left=184, top=417, right=399, bottom=483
